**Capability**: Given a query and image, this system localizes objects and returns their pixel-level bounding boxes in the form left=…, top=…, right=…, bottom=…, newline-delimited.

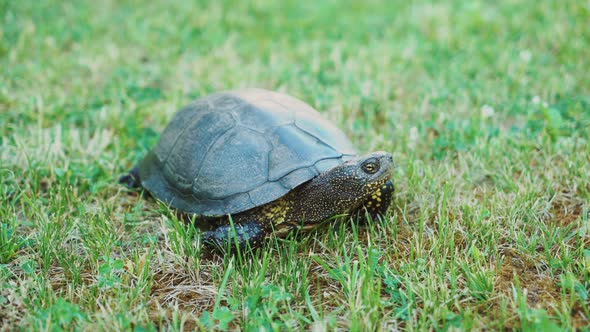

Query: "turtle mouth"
left=347, top=172, right=393, bottom=213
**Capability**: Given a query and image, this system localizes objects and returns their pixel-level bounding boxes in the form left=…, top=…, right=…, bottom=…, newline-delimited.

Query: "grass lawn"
left=1, top=0, right=589, bottom=330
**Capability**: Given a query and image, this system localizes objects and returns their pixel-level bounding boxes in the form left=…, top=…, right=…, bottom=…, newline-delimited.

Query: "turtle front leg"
left=356, top=180, right=395, bottom=223
left=201, top=221, right=267, bottom=252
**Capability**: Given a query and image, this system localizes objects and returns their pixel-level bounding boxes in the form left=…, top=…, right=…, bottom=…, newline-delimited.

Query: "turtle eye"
left=361, top=160, right=379, bottom=174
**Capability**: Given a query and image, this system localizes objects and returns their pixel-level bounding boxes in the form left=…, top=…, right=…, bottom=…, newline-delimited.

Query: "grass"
left=1, top=0, right=589, bottom=330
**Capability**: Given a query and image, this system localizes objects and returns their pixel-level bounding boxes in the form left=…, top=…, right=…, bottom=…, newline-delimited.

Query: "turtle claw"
left=119, top=166, right=142, bottom=189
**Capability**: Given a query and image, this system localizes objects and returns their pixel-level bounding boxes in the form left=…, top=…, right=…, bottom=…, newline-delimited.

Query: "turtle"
left=120, top=88, right=394, bottom=251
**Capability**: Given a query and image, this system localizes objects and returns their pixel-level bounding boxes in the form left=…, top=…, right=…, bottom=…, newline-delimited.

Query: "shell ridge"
left=268, top=155, right=343, bottom=184
left=293, top=122, right=346, bottom=154
left=159, top=104, right=206, bottom=165
left=191, top=118, right=238, bottom=191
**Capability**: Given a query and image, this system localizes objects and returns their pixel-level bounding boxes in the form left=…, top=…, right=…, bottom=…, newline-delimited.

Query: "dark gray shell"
left=139, top=88, right=357, bottom=216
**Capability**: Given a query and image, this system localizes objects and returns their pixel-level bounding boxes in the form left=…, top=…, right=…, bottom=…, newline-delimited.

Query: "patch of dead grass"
left=548, top=188, right=586, bottom=227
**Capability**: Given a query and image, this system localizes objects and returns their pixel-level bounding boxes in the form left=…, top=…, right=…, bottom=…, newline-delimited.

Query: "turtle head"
left=324, top=151, right=394, bottom=209
left=285, top=151, right=394, bottom=224
left=288, top=151, right=394, bottom=223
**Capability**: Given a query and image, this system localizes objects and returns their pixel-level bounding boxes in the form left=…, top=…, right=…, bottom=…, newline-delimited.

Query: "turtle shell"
left=138, top=88, right=357, bottom=216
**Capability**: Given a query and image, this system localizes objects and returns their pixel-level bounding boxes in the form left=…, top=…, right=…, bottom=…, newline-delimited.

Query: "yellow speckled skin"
left=201, top=152, right=394, bottom=252
left=357, top=180, right=395, bottom=223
